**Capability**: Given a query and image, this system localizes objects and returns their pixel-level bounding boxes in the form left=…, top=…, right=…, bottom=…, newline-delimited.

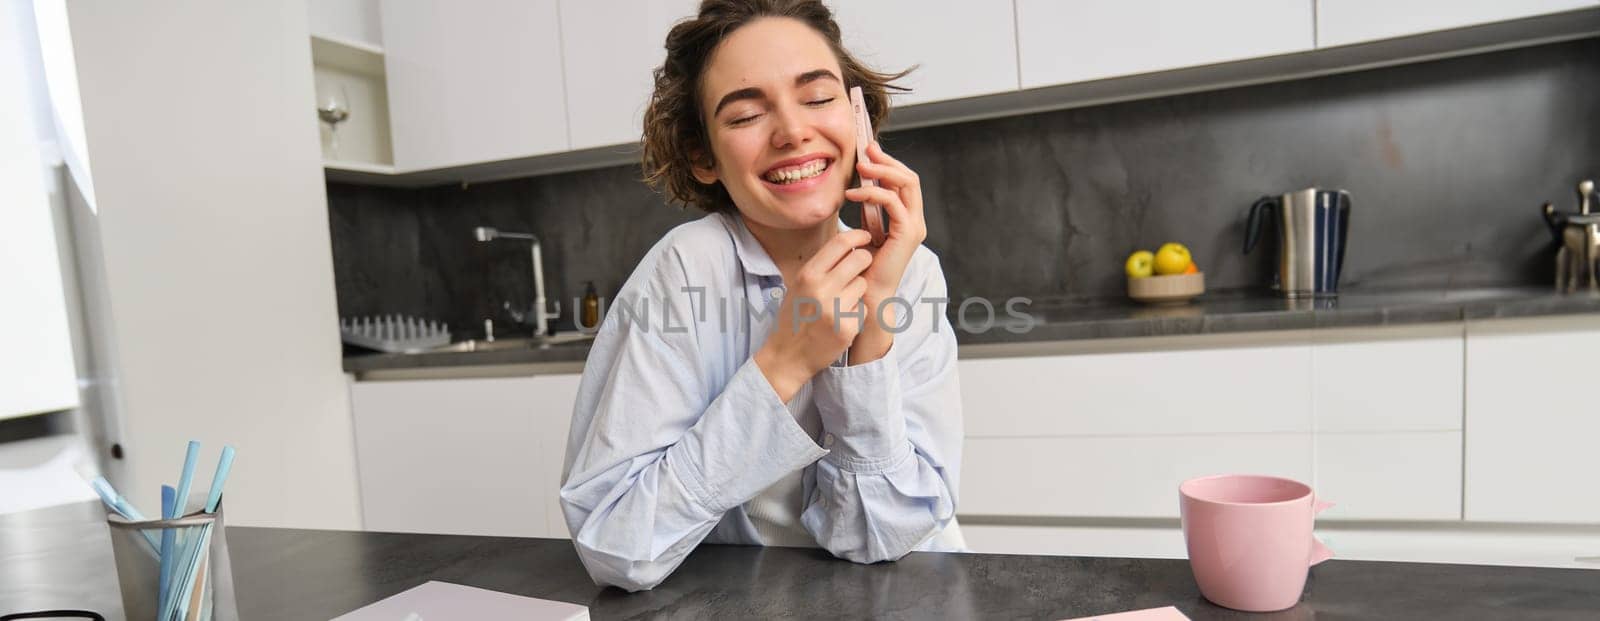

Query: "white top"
left=747, top=380, right=822, bottom=547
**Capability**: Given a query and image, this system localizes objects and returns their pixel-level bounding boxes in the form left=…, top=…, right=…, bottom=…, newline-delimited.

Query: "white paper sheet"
left=331, top=580, right=589, bottom=621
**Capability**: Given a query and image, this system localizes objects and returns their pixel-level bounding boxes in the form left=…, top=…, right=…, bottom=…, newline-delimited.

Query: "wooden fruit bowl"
left=1128, top=272, right=1205, bottom=305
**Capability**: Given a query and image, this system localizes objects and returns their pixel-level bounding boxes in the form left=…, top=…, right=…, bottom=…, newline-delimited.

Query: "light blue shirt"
left=559, top=211, right=966, bottom=592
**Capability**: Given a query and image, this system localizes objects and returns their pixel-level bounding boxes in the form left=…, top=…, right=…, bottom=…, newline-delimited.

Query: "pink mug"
left=1179, top=474, right=1333, bottom=612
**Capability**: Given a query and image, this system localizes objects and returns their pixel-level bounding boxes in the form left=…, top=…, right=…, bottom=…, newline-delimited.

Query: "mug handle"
left=1244, top=196, right=1277, bottom=255
left=1310, top=498, right=1335, bottom=566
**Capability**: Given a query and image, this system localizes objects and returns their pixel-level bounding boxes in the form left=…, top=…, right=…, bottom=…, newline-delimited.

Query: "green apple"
left=1125, top=250, right=1155, bottom=278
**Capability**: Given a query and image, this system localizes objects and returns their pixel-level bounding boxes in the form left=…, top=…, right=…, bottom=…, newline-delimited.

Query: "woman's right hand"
left=754, top=228, right=874, bottom=402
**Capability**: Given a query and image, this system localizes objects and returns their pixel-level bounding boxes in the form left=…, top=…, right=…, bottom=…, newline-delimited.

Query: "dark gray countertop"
left=342, top=286, right=1600, bottom=374
left=5, top=502, right=1598, bottom=620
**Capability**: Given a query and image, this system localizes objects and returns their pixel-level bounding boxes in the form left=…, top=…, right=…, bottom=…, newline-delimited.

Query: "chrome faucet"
left=474, top=226, right=560, bottom=337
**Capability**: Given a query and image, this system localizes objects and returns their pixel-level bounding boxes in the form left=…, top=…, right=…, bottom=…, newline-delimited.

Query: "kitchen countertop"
left=5, top=501, right=1598, bottom=620
left=342, top=286, right=1600, bottom=376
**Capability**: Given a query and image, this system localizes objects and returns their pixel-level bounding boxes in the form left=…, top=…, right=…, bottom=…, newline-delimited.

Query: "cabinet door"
left=1318, top=0, right=1597, bottom=48
left=559, top=0, right=698, bottom=150
left=958, top=334, right=1314, bottom=519
left=963, top=434, right=1313, bottom=518
left=1464, top=316, right=1600, bottom=523
left=1312, top=325, right=1463, bottom=433
left=960, top=334, right=1314, bottom=437
left=1015, top=0, right=1314, bottom=88
left=380, top=0, right=568, bottom=170
left=308, top=0, right=384, bottom=47
left=352, top=374, right=581, bottom=538
left=830, top=0, right=1019, bottom=106
left=1315, top=431, right=1462, bottom=521
left=1310, top=325, right=1465, bottom=521
left=529, top=373, right=583, bottom=539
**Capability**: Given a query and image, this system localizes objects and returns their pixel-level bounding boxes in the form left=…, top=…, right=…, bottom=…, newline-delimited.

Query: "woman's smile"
left=760, top=155, right=835, bottom=194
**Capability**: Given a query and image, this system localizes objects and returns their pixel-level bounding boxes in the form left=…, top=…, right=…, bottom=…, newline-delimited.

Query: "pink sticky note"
left=1063, top=605, right=1191, bottom=621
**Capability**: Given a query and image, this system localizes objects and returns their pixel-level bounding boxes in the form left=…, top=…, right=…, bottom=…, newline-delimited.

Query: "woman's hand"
left=754, top=229, right=874, bottom=402
left=843, top=140, right=927, bottom=363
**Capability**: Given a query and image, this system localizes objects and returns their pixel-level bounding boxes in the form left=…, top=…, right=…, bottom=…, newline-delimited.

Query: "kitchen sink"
left=430, top=331, right=595, bottom=353
left=538, top=331, right=599, bottom=346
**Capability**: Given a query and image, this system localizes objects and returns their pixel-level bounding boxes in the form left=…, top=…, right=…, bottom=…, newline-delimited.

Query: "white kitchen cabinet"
left=350, top=373, right=581, bottom=538
left=1308, top=325, right=1465, bottom=521
left=958, top=326, right=1470, bottom=522
left=1312, top=325, right=1464, bottom=433
left=1314, top=431, right=1462, bottom=521
left=559, top=0, right=699, bottom=150
left=957, top=333, right=1315, bottom=520
left=966, top=518, right=1600, bottom=569
left=962, top=434, right=1313, bottom=518
left=830, top=0, right=1019, bottom=106
left=0, top=33, right=79, bottom=420
left=1014, top=0, right=1314, bottom=88
left=960, top=334, right=1315, bottom=437
left=56, top=0, right=362, bottom=528
left=1317, top=0, right=1598, bottom=48
left=964, top=524, right=1188, bottom=560
left=1464, top=315, right=1600, bottom=524
left=529, top=373, right=583, bottom=538
left=379, top=0, right=568, bottom=170
left=309, top=0, right=384, bottom=48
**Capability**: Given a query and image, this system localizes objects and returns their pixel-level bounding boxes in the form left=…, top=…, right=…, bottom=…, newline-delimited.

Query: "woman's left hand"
left=841, top=140, right=926, bottom=363
left=843, top=140, right=926, bottom=306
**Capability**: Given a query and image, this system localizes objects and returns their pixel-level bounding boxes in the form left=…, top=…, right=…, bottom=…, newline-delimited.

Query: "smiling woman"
left=640, top=2, right=908, bottom=217
left=556, top=0, right=968, bottom=594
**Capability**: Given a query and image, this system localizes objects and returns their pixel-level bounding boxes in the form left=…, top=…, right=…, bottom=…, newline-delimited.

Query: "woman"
left=559, top=0, right=964, bottom=592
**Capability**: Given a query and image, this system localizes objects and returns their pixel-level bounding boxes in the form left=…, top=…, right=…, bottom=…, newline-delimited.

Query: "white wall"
left=61, top=0, right=362, bottom=529
left=0, top=0, right=79, bottom=421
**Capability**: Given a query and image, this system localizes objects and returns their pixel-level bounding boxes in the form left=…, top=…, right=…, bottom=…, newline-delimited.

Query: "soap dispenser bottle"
left=581, top=281, right=601, bottom=330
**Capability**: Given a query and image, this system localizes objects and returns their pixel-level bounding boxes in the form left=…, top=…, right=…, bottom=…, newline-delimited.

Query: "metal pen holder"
left=105, top=503, right=238, bottom=621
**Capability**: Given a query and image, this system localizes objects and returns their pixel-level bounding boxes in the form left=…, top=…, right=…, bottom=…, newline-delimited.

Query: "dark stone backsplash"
left=326, top=38, right=1600, bottom=339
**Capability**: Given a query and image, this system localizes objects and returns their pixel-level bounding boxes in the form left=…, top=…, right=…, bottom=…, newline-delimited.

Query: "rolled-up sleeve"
left=558, top=250, right=827, bottom=592
left=801, top=251, right=964, bottom=563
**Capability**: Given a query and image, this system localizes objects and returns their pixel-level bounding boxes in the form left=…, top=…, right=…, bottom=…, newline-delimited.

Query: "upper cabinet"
left=830, top=0, right=1020, bottom=107
left=559, top=0, right=699, bottom=151
left=556, top=0, right=1018, bottom=150
left=380, top=0, right=568, bottom=171
left=308, top=0, right=385, bottom=48
left=1015, top=0, right=1314, bottom=88
left=1317, top=0, right=1598, bottom=48
left=341, top=0, right=1598, bottom=184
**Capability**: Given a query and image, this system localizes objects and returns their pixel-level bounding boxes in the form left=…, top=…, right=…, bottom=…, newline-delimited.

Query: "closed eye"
left=728, top=97, right=833, bottom=125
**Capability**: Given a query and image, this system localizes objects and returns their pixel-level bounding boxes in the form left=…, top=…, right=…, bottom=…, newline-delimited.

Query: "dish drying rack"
left=341, top=315, right=451, bottom=353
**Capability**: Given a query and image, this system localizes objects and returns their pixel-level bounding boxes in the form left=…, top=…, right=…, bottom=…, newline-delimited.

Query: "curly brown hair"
left=640, top=0, right=912, bottom=214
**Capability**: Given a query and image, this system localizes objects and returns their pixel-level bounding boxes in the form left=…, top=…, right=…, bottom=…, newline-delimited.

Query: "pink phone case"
left=850, top=86, right=888, bottom=246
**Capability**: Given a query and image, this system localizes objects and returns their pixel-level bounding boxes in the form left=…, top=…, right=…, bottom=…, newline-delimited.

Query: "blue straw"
left=90, top=477, right=158, bottom=549
left=172, top=441, right=201, bottom=517
left=203, top=446, right=235, bottom=513
left=158, top=485, right=176, bottom=616
left=91, top=476, right=142, bottom=520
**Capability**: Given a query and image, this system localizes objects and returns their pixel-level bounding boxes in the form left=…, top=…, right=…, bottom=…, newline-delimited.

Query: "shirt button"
left=768, top=287, right=784, bottom=301
left=823, top=433, right=836, bottom=448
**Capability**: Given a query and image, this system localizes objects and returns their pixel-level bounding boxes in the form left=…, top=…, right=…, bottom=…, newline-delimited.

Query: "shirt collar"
left=719, top=211, right=850, bottom=280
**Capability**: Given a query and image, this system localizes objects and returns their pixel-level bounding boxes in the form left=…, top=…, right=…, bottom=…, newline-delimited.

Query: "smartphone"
left=849, top=86, right=889, bottom=247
